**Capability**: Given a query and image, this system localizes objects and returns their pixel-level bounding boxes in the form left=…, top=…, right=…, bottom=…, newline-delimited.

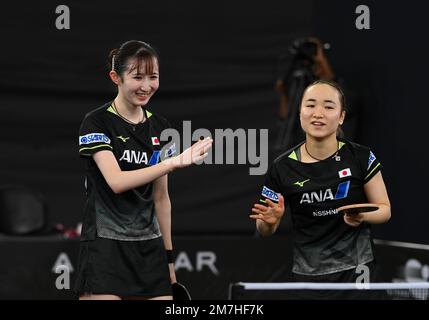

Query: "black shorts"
left=73, top=235, right=172, bottom=298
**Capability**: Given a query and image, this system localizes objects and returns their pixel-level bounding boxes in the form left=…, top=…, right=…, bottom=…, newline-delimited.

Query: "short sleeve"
left=156, top=117, right=178, bottom=161
left=259, top=162, right=282, bottom=205
left=78, top=115, right=113, bottom=157
left=363, top=148, right=382, bottom=183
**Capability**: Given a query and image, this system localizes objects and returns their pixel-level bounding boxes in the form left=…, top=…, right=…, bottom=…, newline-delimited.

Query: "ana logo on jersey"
left=119, top=150, right=161, bottom=165
left=300, top=181, right=350, bottom=204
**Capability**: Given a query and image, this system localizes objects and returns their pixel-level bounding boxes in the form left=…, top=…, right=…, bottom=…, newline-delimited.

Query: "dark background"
left=1, top=0, right=428, bottom=244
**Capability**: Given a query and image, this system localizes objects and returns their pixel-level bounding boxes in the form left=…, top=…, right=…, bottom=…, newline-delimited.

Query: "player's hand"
left=338, top=204, right=374, bottom=227
left=250, top=194, right=285, bottom=225
left=343, top=212, right=364, bottom=227
left=166, top=137, right=213, bottom=169
left=339, top=204, right=365, bottom=227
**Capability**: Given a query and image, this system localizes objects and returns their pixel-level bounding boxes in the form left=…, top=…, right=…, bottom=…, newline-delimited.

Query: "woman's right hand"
left=166, top=137, right=213, bottom=169
left=250, top=194, right=285, bottom=225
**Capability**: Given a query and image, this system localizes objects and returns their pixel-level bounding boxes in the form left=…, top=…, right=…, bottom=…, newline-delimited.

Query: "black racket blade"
left=338, top=205, right=379, bottom=215
left=172, top=282, right=192, bottom=300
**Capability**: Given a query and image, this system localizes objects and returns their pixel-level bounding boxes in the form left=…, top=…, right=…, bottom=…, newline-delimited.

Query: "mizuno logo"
left=294, top=179, right=310, bottom=187
left=117, top=136, right=130, bottom=143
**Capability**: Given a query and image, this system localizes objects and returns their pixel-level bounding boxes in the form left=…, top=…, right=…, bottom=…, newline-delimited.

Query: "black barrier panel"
left=0, top=236, right=428, bottom=300
left=0, top=235, right=79, bottom=299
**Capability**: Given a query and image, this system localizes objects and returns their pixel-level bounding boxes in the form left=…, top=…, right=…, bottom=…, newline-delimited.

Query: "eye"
left=150, top=75, right=159, bottom=80
left=133, top=76, right=142, bottom=80
left=306, top=104, right=315, bottom=108
left=325, top=106, right=334, bottom=109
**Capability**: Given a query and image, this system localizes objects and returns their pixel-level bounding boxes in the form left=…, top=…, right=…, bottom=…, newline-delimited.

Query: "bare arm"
left=93, top=137, right=212, bottom=194
left=153, top=174, right=176, bottom=283
left=362, top=171, right=391, bottom=224
left=93, top=150, right=172, bottom=194
left=339, top=172, right=391, bottom=227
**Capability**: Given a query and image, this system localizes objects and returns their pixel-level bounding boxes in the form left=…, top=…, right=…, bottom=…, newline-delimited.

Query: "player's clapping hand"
left=166, top=137, right=213, bottom=169
left=250, top=194, right=285, bottom=225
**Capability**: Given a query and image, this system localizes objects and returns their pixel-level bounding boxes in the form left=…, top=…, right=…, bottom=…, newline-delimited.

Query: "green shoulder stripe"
left=365, top=162, right=381, bottom=180
left=79, top=144, right=113, bottom=153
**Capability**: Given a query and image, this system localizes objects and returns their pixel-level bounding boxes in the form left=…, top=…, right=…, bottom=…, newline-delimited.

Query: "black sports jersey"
left=78, top=102, right=175, bottom=241
left=260, top=140, right=382, bottom=275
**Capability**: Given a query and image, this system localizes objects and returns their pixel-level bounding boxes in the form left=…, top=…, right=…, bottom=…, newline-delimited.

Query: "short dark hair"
left=108, top=40, right=159, bottom=77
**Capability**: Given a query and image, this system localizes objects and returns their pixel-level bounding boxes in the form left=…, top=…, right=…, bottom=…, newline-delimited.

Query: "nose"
left=312, top=106, right=324, bottom=118
left=140, top=77, right=152, bottom=91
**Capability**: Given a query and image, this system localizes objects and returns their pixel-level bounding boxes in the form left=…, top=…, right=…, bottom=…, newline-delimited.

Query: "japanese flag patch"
left=151, top=137, right=160, bottom=145
left=338, top=168, right=352, bottom=178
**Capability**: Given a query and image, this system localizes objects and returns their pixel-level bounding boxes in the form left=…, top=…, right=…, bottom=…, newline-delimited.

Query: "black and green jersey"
left=78, top=102, right=175, bottom=241
left=260, top=140, right=382, bottom=275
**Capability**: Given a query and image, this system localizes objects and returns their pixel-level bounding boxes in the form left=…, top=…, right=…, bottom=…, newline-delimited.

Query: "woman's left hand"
left=338, top=204, right=369, bottom=227
left=342, top=212, right=364, bottom=227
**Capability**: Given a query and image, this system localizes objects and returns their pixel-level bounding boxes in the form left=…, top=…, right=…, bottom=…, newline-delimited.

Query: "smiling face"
left=299, top=83, right=345, bottom=140
left=110, top=56, right=159, bottom=108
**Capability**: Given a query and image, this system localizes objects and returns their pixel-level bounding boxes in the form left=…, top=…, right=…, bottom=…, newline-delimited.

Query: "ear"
left=339, top=110, right=346, bottom=125
left=109, top=71, right=121, bottom=85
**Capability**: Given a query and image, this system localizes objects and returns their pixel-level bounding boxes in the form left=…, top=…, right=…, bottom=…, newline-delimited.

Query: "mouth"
left=310, top=121, right=326, bottom=127
left=136, top=92, right=150, bottom=99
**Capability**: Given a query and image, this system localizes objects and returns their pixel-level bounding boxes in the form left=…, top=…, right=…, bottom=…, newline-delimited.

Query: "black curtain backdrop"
left=312, top=0, right=429, bottom=244
left=1, top=1, right=428, bottom=243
